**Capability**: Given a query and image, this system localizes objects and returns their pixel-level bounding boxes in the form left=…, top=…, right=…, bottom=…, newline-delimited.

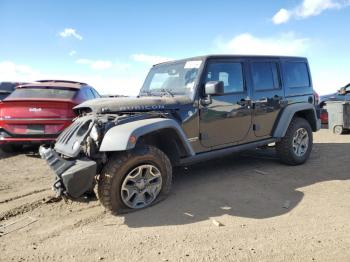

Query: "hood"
left=320, top=92, right=347, bottom=103
left=320, top=92, right=337, bottom=100
left=74, top=95, right=192, bottom=113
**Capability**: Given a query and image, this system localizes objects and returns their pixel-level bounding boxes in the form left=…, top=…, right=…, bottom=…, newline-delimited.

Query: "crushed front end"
left=39, top=114, right=112, bottom=198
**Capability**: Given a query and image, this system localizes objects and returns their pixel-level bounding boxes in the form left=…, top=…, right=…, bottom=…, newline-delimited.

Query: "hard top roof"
left=154, top=54, right=307, bottom=66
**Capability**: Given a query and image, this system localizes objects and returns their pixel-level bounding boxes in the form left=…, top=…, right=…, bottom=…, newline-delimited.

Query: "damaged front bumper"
left=39, top=146, right=97, bottom=198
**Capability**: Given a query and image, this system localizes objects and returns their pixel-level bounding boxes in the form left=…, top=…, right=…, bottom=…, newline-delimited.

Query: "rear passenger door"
left=249, top=59, right=285, bottom=137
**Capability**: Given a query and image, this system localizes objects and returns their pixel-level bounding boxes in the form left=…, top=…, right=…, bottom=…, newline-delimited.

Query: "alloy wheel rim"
left=121, top=164, right=162, bottom=209
left=292, top=128, right=309, bottom=157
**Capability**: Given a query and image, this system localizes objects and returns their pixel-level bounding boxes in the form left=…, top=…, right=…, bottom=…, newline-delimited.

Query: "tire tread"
left=98, top=146, right=172, bottom=214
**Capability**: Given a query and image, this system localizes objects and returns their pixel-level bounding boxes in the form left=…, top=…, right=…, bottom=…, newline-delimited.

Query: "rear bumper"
left=0, top=126, right=59, bottom=145
left=39, top=146, right=97, bottom=198
left=0, top=118, right=72, bottom=144
left=0, top=137, right=56, bottom=145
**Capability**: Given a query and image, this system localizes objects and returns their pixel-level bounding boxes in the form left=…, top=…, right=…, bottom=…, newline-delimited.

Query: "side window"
left=86, top=88, right=97, bottom=99
left=80, top=87, right=94, bottom=100
left=284, top=62, right=310, bottom=88
left=344, top=84, right=350, bottom=93
left=92, top=88, right=100, bottom=98
left=251, top=62, right=280, bottom=91
left=205, top=62, right=244, bottom=93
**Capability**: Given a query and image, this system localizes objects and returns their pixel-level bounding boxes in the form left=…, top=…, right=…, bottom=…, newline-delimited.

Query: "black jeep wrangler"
left=40, top=55, right=321, bottom=213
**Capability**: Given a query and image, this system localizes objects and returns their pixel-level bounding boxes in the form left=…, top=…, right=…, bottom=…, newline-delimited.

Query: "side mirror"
left=338, top=88, right=346, bottom=95
left=205, top=81, right=224, bottom=96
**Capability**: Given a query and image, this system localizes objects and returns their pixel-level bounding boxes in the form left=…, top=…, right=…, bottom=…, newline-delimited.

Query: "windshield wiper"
left=140, top=89, right=175, bottom=97
left=139, top=90, right=155, bottom=96
left=159, top=88, right=174, bottom=97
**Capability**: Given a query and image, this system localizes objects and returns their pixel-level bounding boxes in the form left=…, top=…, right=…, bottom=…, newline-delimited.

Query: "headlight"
left=72, top=140, right=81, bottom=151
left=90, top=125, right=99, bottom=141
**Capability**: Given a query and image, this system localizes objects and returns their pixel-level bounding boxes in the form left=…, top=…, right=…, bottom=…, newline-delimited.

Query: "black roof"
left=154, top=54, right=307, bottom=66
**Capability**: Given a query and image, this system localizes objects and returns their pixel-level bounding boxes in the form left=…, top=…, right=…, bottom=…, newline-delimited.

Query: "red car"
left=0, top=80, right=100, bottom=152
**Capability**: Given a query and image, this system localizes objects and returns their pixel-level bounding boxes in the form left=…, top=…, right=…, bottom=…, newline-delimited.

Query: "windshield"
left=8, top=87, right=77, bottom=100
left=140, top=60, right=203, bottom=98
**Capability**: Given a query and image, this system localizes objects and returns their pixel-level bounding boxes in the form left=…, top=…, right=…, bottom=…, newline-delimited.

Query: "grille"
left=57, top=120, right=84, bottom=144
left=54, top=115, right=95, bottom=158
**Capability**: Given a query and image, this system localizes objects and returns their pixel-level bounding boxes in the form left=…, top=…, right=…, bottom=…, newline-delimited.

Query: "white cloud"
left=69, top=50, right=77, bottom=56
left=0, top=61, right=40, bottom=81
left=131, top=54, right=173, bottom=65
left=216, top=32, right=309, bottom=56
left=59, top=28, right=83, bottom=40
left=272, top=8, right=292, bottom=24
left=83, top=75, right=145, bottom=96
left=0, top=60, right=145, bottom=96
left=273, top=0, right=350, bottom=24
left=76, top=59, right=113, bottom=70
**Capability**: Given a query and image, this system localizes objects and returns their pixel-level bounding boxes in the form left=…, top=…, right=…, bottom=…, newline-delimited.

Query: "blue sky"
left=0, top=0, right=349, bottom=95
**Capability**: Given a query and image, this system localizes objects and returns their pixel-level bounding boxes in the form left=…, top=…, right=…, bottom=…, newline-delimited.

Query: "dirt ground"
left=0, top=129, right=349, bottom=262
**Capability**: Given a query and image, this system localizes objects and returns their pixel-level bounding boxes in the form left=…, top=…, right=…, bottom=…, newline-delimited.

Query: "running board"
left=179, top=138, right=277, bottom=166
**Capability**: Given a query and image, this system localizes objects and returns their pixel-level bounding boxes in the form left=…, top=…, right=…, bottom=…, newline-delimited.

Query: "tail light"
left=320, top=109, right=328, bottom=124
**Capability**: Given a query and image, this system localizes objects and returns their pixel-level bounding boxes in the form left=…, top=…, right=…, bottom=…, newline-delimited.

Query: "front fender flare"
left=99, top=118, right=195, bottom=156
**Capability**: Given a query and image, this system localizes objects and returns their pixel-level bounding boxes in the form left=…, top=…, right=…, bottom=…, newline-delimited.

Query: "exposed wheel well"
left=136, top=128, right=189, bottom=166
left=294, top=109, right=317, bottom=131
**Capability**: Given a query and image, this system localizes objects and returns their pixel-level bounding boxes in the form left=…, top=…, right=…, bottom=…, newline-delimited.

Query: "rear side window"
left=84, top=88, right=95, bottom=100
left=284, top=62, right=310, bottom=88
left=8, top=87, right=77, bottom=99
left=205, top=62, right=244, bottom=93
left=0, top=82, right=16, bottom=92
left=251, top=62, right=280, bottom=91
left=91, top=88, right=100, bottom=98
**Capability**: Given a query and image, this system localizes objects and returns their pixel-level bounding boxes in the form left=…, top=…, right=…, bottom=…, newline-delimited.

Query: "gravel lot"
left=0, top=129, right=349, bottom=262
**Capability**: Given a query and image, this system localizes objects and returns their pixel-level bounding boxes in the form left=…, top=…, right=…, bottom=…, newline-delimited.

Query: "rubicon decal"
left=117, top=105, right=166, bottom=111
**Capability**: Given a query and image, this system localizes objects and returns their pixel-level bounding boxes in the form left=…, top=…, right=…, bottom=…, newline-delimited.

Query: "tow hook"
left=52, top=178, right=65, bottom=197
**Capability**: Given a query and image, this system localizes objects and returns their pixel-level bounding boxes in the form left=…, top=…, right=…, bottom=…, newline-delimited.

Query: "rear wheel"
left=333, top=125, right=344, bottom=135
left=98, top=145, right=172, bottom=214
left=276, top=117, right=313, bottom=165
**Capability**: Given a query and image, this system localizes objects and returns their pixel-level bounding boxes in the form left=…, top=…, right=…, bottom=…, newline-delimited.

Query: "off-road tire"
left=276, top=117, right=313, bottom=165
left=98, top=145, right=172, bottom=214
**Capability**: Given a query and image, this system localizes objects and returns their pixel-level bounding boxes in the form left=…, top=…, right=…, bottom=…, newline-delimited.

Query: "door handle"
left=273, top=95, right=283, bottom=101
left=237, top=98, right=252, bottom=106
left=252, top=97, right=268, bottom=104
left=257, top=97, right=268, bottom=103
left=272, top=95, right=288, bottom=106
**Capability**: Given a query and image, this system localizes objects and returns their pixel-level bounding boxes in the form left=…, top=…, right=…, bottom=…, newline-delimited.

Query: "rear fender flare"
left=273, top=103, right=320, bottom=138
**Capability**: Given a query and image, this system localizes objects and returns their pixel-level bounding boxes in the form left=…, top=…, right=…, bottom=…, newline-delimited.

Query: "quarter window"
left=251, top=62, right=280, bottom=91
left=205, top=62, right=244, bottom=93
left=284, top=62, right=310, bottom=88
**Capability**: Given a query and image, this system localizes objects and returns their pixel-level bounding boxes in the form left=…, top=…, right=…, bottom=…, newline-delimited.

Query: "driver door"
left=199, top=59, right=252, bottom=148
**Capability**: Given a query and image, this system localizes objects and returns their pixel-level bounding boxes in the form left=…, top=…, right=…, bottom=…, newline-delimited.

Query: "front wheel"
left=276, top=117, right=313, bottom=165
left=98, top=145, right=172, bottom=214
